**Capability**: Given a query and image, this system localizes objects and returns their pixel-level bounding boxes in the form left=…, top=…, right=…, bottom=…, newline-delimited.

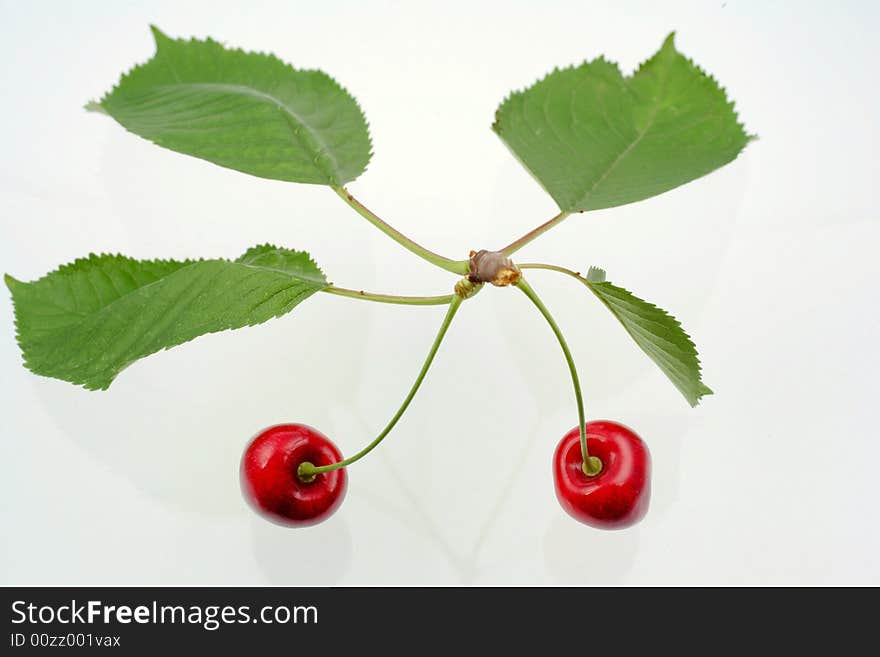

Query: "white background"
left=1, top=1, right=877, bottom=585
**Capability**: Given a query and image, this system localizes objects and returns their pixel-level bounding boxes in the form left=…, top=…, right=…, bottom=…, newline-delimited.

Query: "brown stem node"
left=467, top=249, right=522, bottom=287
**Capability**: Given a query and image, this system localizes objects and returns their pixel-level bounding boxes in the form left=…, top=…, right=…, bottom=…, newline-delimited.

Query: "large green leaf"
left=5, top=245, right=328, bottom=390
left=493, top=33, right=753, bottom=212
left=88, top=26, right=372, bottom=185
left=584, top=267, right=712, bottom=406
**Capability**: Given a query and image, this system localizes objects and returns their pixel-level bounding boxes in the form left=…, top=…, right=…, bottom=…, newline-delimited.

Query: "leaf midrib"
left=585, top=280, right=703, bottom=403
left=45, top=260, right=320, bottom=336
left=590, top=286, right=692, bottom=367
left=120, top=81, right=341, bottom=182
left=572, top=59, right=672, bottom=210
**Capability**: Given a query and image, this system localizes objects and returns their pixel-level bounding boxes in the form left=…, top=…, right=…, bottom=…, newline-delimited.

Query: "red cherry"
left=553, top=420, right=650, bottom=529
left=240, top=423, right=347, bottom=527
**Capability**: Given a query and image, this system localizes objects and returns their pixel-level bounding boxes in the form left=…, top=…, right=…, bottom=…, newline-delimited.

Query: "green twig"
left=332, top=186, right=469, bottom=275
left=519, top=262, right=587, bottom=282
left=500, top=210, right=571, bottom=257
left=323, top=285, right=453, bottom=306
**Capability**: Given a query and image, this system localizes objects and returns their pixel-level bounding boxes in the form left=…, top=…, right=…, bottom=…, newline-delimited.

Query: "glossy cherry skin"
left=553, top=420, right=650, bottom=530
left=240, top=424, right=347, bottom=527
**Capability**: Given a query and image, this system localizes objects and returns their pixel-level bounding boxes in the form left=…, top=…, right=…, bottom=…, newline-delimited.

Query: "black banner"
left=0, top=587, right=870, bottom=653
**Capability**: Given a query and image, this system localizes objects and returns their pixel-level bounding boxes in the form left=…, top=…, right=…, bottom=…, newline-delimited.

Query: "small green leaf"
left=583, top=269, right=712, bottom=406
left=6, top=246, right=327, bottom=390
left=493, top=33, right=753, bottom=212
left=90, top=26, right=372, bottom=186
left=585, top=266, right=606, bottom=284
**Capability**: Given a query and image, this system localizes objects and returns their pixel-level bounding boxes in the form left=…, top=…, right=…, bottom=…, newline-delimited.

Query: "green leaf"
left=583, top=266, right=712, bottom=406
left=90, top=26, right=372, bottom=186
left=493, top=33, right=753, bottom=212
left=5, top=245, right=328, bottom=390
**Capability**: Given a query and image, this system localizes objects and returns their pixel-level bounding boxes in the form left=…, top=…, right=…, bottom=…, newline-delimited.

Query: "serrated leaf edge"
left=5, top=246, right=328, bottom=390
left=88, top=26, right=374, bottom=184
left=492, top=32, right=756, bottom=211
left=583, top=268, right=713, bottom=406
left=632, top=32, right=756, bottom=143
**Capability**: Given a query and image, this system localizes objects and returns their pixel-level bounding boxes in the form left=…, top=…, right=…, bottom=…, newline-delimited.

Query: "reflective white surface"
left=1, top=0, right=877, bottom=584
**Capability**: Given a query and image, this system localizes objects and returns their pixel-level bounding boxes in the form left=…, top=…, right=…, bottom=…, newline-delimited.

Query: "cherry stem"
left=300, top=294, right=464, bottom=478
left=500, top=210, right=572, bottom=257
left=323, top=285, right=454, bottom=306
left=332, top=186, right=470, bottom=275
left=516, top=278, right=601, bottom=475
